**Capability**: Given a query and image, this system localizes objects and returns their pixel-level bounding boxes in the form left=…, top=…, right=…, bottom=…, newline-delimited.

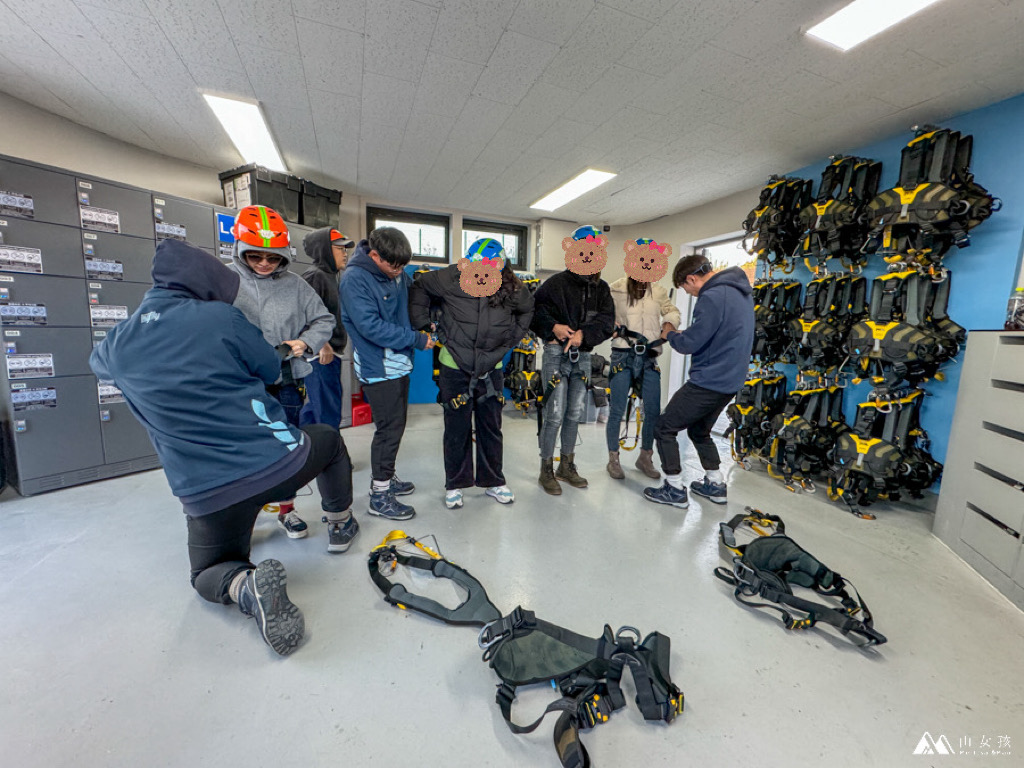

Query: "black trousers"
left=361, top=375, right=410, bottom=482
left=438, top=367, right=505, bottom=490
left=655, top=381, right=735, bottom=476
left=185, top=425, right=353, bottom=604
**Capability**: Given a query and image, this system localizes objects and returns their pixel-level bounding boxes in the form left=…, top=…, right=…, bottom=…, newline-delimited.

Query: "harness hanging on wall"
left=742, top=175, right=814, bottom=270
left=726, top=371, right=788, bottom=466
left=367, top=532, right=684, bottom=768
left=767, top=378, right=849, bottom=493
left=714, top=510, right=887, bottom=646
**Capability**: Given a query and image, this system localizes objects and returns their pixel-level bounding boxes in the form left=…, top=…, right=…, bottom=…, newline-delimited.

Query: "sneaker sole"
left=367, top=506, right=416, bottom=521
left=691, top=490, right=728, bottom=505
left=251, top=559, right=304, bottom=656
left=445, top=500, right=464, bottom=509
left=327, top=540, right=353, bottom=553
left=643, top=492, right=690, bottom=509
left=485, top=492, right=514, bottom=504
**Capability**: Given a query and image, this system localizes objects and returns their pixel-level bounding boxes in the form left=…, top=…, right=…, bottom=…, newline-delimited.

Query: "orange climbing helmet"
left=232, top=205, right=291, bottom=260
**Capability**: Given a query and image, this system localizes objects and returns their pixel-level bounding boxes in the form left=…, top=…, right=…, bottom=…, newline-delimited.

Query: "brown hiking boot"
left=635, top=449, right=660, bottom=479
left=606, top=451, right=625, bottom=480
left=539, top=458, right=562, bottom=495
left=555, top=453, right=588, bottom=488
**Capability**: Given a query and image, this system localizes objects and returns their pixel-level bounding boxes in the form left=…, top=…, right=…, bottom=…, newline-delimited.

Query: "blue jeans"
left=605, top=349, right=661, bottom=451
left=538, top=344, right=591, bottom=460
left=300, top=357, right=343, bottom=430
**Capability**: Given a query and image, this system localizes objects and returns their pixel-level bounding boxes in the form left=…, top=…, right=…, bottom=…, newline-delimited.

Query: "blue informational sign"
left=217, top=213, right=235, bottom=243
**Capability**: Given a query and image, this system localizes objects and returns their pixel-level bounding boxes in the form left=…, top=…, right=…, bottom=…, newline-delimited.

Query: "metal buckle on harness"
left=567, top=346, right=580, bottom=364
left=633, top=342, right=646, bottom=356
left=478, top=606, right=527, bottom=649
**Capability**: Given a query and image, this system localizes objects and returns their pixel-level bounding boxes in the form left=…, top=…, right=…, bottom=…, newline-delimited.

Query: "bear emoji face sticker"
left=623, top=238, right=671, bottom=283
left=562, top=225, right=608, bottom=276
left=457, top=238, right=506, bottom=298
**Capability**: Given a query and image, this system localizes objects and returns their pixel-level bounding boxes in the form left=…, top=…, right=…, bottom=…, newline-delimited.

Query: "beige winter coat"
left=609, top=277, right=681, bottom=355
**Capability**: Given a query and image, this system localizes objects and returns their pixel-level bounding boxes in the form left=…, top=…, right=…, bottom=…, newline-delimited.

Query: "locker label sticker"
left=90, top=305, right=128, bottom=328
left=11, top=386, right=57, bottom=411
left=6, top=353, right=54, bottom=379
left=0, top=190, right=34, bottom=219
left=98, top=383, right=125, bottom=404
left=219, top=242, right=233, bottom=260
left=80, top=205, right=121, bottom=234
left=1, top=302, right=47, bottom=326
left=155, top=221, right=187, bottom=241
left=0, top=244, right=43, bottom=274
left=78, top=181, right=93, bottom=189
left=85, top=258, right=124, bottom=281
left=222, top=181, right=236, bottom=209
left=5, top=330, right=21, bottom=336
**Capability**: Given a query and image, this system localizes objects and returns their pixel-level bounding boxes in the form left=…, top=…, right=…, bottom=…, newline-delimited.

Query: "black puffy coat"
left=409, top=265, right=535, bottom=377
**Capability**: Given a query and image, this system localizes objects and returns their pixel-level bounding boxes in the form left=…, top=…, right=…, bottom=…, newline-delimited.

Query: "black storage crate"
left=300, top=179, right=342, bottom=228
left=218, top=164, right=301, bottom=222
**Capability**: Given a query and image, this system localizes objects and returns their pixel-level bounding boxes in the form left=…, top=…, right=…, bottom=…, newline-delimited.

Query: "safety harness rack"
left=726, top=369, right=788, bottom=467
left=743, top=175, right=814, bottom=269
left=752, top=278, right=803, bottom=363
left=368, top=532, right=684, bottom=768
left=783, top=271, right=866, bottom=370
left=714, top=510, right=886, bottom=647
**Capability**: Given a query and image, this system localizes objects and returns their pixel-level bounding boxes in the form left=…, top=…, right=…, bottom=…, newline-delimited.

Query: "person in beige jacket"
left=606, top=238, right=681, bottom=479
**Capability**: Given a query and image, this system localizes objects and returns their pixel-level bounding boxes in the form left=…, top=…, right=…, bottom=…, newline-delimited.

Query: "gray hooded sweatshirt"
left=229, top=244, right=333, bottom=381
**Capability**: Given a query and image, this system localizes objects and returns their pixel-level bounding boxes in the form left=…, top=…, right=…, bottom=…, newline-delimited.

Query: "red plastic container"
left=351, top=402, right=373, bottom=427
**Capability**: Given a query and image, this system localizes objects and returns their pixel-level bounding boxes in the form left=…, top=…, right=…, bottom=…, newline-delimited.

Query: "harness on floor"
left=367, top=532, right=684, bottom=768
left=714, top=510, right=887, bottom=647
left=784, top=272, right=866, bottom=370
left=726, top=371, right=788, bottom=465
left=828, top=388, right=942, bottom=520
left=863, top=126, right=999, bottom=267
left=742, top=175, right=814, bottom=269
left=796, top=155, right=882, bottom=271
left=767, top=378, right=849, bottom=493
left=752, top=279, right=803, bottom=363
left=611, top=325, right=666, bottom=451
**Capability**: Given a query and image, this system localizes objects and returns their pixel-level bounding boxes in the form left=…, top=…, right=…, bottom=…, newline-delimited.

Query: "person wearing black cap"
left=642, top=254, right=754, bottom=509
left=300, top=228, right=355, bottom=430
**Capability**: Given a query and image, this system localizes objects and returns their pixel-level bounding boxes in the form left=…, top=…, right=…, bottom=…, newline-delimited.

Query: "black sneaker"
left=690, top=477, right=727, bottom=505
left=276, top=509, right=308, bottom=539
left=368, top=489, right=416, bottom=521
left=324, top=514, right=360, bottom=553
left=643, top=481, right=690, bottom=509
left=237, top=559, right=304, bottom=656
left=389, top=475, right=415, bottom=496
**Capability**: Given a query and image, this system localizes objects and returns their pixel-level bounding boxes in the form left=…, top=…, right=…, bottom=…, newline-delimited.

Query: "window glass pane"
left=375, top=217, right=446, bottom=260
left=701, top=238, right=756, bottom=285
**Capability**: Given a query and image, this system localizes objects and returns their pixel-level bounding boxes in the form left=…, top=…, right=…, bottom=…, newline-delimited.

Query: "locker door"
left=6, top=375, right=103, bottom=481
left=0, top=273, right=91, bottom=327
left=0, top=218, right=86, bottom=278
left=74, top=178, right=154, bottom=240
left=0, top=157, right=78, bottom=227
left=152, top=195, right=216, bottom=251
left=82, top=231, right=155, bottom=284
left=288, top=222, right=316, bottom=270
left=97, top=385, right=156, bottom=464
left=1, top=327, right=94, bottom=379
left=86, top=281, right=149, bottom=329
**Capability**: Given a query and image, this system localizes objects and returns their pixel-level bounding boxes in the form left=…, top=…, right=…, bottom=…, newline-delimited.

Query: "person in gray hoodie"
left=227, top=205, right=334, bottom=540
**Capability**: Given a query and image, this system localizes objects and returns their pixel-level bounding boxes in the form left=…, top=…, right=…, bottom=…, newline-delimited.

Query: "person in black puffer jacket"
left=409, top=239, right=534, bottom=509
left=300, top=227, right=352, bottom=430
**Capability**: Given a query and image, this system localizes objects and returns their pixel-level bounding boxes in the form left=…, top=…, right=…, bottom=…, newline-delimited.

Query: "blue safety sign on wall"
left=217, top=213, right=235, bottom=243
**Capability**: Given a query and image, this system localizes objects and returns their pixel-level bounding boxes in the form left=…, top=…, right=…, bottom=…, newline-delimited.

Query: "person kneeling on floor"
left=642, top=255, right=754, bottom=509
left=89, top=240, right=357, bottom=656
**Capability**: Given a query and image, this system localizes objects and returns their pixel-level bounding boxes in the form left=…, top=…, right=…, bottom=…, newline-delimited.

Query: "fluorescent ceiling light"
left=530, top=169, right=617, bottom=211
left=806, top=0, right=946, bottom=51
left=203, top=94, right=287, bottom=172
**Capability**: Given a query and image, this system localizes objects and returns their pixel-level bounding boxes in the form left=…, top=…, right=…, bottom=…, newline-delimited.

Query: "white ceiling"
left=1, top=0, right=1022, bottom=225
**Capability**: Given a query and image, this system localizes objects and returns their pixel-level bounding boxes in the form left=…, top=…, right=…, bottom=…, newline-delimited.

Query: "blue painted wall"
left=777, top=91, right=1024, bottom=466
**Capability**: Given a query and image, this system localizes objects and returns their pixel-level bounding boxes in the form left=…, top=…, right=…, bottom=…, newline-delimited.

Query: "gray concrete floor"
left=2, top=405, right=1022, bottom=768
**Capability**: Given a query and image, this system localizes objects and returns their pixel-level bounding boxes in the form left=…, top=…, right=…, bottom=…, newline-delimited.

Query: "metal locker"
left=287, top=221, right=316, bottom=269
left=0, top=218, right=86, bottom=278
left=152, top=195, right=216, bottom=251
left=86, top=281, right=149, bottom=328
left=1, top=327, right=94, bottom=379
left=74, top=177, right=154, bottom=240
left=0, top=156, right=78, bottom=227
left=3, top=374, right=103, bottom=486
left=81, top=230, right=155, bottom=284
left=0, top=273, right=91, bottom=327
left=97, top=386, right=155, bottom=464
left=213, top=205, right=238, bottom=262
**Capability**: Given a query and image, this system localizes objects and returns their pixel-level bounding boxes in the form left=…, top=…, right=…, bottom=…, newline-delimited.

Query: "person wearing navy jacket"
left=89, top=239, right=357, bottom=656
left=339, top=227, right=435, bottom=521
left=642, top=254, right=755, bottom=510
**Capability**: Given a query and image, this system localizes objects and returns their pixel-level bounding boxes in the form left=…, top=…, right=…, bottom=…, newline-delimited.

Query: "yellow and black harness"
left=368, top=533, right=684, bottom=768
left=742, top=175, right=814, bottom=268
left=726, top=371, right=787, bottom=463
left=714, top=511, right=886, bottom=647
left=767, top=379, right=848, bottom=492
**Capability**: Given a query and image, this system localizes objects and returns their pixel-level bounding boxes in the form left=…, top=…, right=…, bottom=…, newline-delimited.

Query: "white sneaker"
left=485, top=485, right=515, bottom=504
left=445, top=489, right=464, bottom=509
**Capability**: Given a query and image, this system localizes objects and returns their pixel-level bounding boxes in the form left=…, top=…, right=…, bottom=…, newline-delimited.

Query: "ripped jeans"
left=538, top=343, right=591, bottom=460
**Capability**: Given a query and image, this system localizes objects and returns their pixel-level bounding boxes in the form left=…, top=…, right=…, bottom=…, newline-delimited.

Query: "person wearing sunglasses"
left=642, top=254, right=754, bottom=510
left=228, top=205, right=336, bottom=545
